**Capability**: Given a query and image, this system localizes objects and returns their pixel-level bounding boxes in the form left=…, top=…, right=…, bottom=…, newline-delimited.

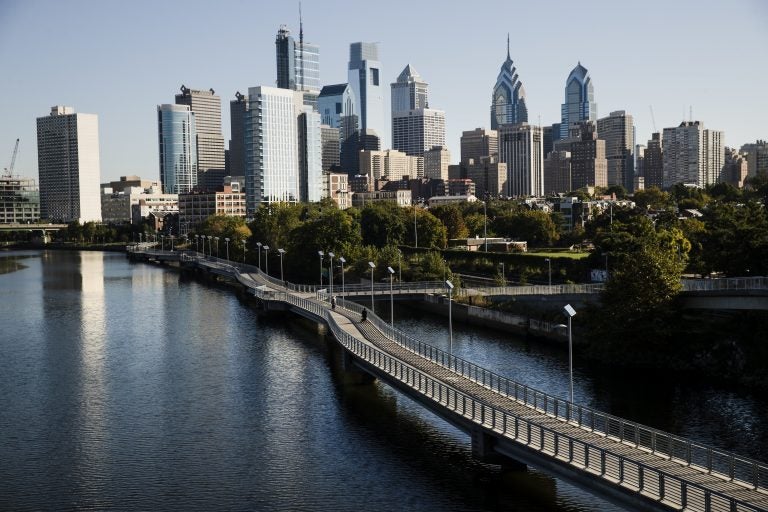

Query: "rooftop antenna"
left=689, top=105, right=693, bottom=123
left=506, top=33, right=510, bottom=60
left=649, top=105, right=657, bottom=132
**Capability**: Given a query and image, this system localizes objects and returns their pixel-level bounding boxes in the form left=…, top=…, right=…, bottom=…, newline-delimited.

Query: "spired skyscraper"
left=490, top=35, right=528, bottom=130
left=391, top=64, right=445, bottom=164
left=275, top=18, right=320, bottom=108
left=560, top=63, right=596, bottom=139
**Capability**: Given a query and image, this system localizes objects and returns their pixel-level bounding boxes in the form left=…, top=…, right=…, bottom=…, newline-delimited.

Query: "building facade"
left=498, top=123, right=544, bottom=197
left=662, top=121, right=724, bottom=188
left=298, top=107, right=323, bottom=202
left=465, top=157, right=508, bottom=198
left=228, top=91, right=248, bottom=178
left=359, top=149, right=422, bottom=185
left=423, top=146, right=451, bottom=180
left=158, top=104, right=198, bottom=194
left=179, top=185, right=245, bottom=233
left=320, top=125, right=340, bottom=171
left=644, top=133, right=664, bottom=189
left=324, top=172, right=350, bottom=209
left=596, top=110, right=634, bottom=190
left=723, top=147, right=749, bottom=188
left=36, top=106, right=101, bottom=223
left=275, top=24, right=321, bottom=108
left=0, top=175, right=39, bottom=223
left=740, top=140, right=768, bottom=177
left=560, top=63, right=596, bottom=139
left=543, top=150, right=572, bottom=195
left=348, top=42, right=385, bottom=146
left=175, top=85, right=226, bottom=191
left=391, top=108, right=446, bottom=159
left=461, top=128, right=498, bottom=164
left=490, top=37, right=527, bottom=130
left=555, top=122, right=607, bottom=191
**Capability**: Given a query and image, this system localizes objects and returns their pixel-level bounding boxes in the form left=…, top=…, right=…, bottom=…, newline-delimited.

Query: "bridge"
left=0, top=223, right=68, bottom=243
left=128, top=247, right=768, bottom=512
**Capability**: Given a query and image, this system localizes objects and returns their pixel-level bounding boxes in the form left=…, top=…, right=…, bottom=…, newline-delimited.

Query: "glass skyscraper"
left=348, top=42, right=385, bottom=146
left=490, top=37, right=528, bottom=130
left=560, top=63, right=597, bottom=139
left=275, top=25, right=320, bottom=108
left=157, top=104, right=198, bottom=194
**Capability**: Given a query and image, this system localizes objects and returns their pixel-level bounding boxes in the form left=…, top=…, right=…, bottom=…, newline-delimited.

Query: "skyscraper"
left=644, top=133, right=664, bottom=190
left=275, top=21, right=320, bottom=108
left=317, top=83, right=357, bottom=137
left=740, top=140, right=768, bottom=178
left=498, top=123, right=544, bottom=197
left=560, top=63, right=596, bottom=139
left=556, top=122, right=607, bottom=190
left=348, top=42, right=385, bottom=145
left=157, top=104, right=198, bottom=194
left=228, top=91, right=248, bottom=178
left=298, top=106, right=323, bottom=202
left=244, top=87, right=301, bottom=213
left=36, top=106, right=101, bottom=222
left=662, top=121, right=724, bottom=188
left=461, top=128, right=498, bottom=165
left=596, top=110, right=634, bottom=190
left=391, top=64, right=446, bottom=159
left=544, top=150, right=572, bottom=195
left=490, top=36, right=528, bottom=130
left=320, top=125, right=341, bottom=172
left=424, top=146, right=451, bottom=180
left=175, top=85, right=225, bottom=191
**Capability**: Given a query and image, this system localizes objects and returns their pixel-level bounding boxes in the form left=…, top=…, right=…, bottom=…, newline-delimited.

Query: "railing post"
left=681, top=482, right=687, bottom=509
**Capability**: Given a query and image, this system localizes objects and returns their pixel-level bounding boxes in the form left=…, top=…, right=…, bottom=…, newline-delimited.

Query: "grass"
left=521, top=251, right=590, bottom=260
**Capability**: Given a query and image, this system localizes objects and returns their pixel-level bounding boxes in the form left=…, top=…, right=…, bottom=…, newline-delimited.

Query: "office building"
left=275, top=23, right=321, bottom=108
left=392, top=108, right=446, bottom=158
left=0, top=175, right=39, bottom=223
left=298, top=106, right=323, bottom=202
left=560, top=63, right=596, bottom=139
left=158, top=104, right=198, bottom=194
left=228, top=91, right=248, bottom=178
left=244, top=86, right=302, bottom=213
left=723, top=147, right=748, bottom=188
left=461, top=128, right=498, bottom=164
left=317, top=83, right=357, bottom=138
left=352, top=189, right=411, bottom=208
left=556, top=122, right=607, bottom=190
left=324, top=172, right=350, bottom=209
left=359, top=149, right=422, bottom=185
left=340, top=128, right=380, bottom=174
left=498, top=123, right=544, bottom=197
left=465, top=157, right=508, bottom=198
left=740, top=140, right=768, bottom=177
left=596, top=110, right=634, bottom=190
left=662, top=121, right=724, bottom=188
left=321, top=125, right=340, bottom=171
left=544, top=150, right=572, bottom=195
left=175, top=85, right=226, bottom=191
left=36, top=106, right=101, bottom=223
left=490, top=36, right=527, bottom=130
left=348, top=42, right=385, bottom=146
left=101, top=186, right=176, bottom=225
left=391, top=64, right=428, bottom=115
left=643, top=133, right=663, bottom=189
left=424, top=146, right=451, bottom=180
left=179, top=184, right=245, bottom=233
left=101, top=175, right=160, bottom=193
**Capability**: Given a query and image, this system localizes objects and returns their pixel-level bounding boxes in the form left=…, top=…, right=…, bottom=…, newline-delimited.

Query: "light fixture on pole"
left=160, top=234, right=165, bottom=251
left=387, top=266, right=395, bottom=327
left=338, top=256, right=346, bottom=301
left=328, top=252, right=335, bottom=296
left=194, top=234, right=198, bottom=252
left=170, top=235, right=174, bottom=251
left=278, top=248, right=286, bottom=284
left=413, top=203, right=418, bottom=248
left=368, top=261, right=376, bottom=313
left=446, top=280, right=454, bottom=354
left=545, top=257, right=552, bottom=287
left=318, top=250, right=324, bottom=288
left=214, top=237, right=219, bottom=258
left=483, top=199, right=488, bottom=252
left=500, top=261, right=505, bottom=286
left=563, top=304, right=577, bottom=404
left=397, top=250, right=401, bottom=282
left=207, top=236, right=213, bottom=257
left=263, top=245, right=270, bottom=275
left=225, top=237, right=230, bottom=260
left=256, top=242, right=262, bottom=270
left=242, top=239, right=246, bottom=265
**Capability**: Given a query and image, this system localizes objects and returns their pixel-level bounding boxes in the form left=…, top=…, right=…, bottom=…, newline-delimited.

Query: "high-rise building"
left=36, top=106, right=101, bottom=222
left=228, top=91, right=248, bottom=178
left=556, top=122, right=607, bottom=190
left=596, top=110, right=634, bottom=190
left=740, top=140, right=768, bottom=177
left=464, top=157, right=507, bottom=198
left=359, top=149, right=422, bottom=185
left=460, top=128, right=498, bottom=165
left=275, top=23, right=321, bottom=108
left=0, top=175, right=39, bottom=224
left=317, top=83, right=357, bottom=138
left=723, top=147, right=748, bottom=188
left=423, top=146, right=451, bottom=180
left=348, top=42, right=385, bottom=146
left=244, top=86, right=302, bottom=213
left=298, top=106, right=323, bottom=202
left=391, top=64, right=446, bottom=159
left=158, top=104, right=198, bottom=194
left=644, top=133, right=663, bottom=190
left=662, top=121, right=724, bottom=188
left=543, top=150, right=571, bottom=195
left=498, top=123, right=544, bottom=197
left=560, top=63, right=596, bottom=139
left=490, top=36, right=528, bottom=130
left=175, top=85, right=225, bottom=191
left=320, top=125, right=340, bottom=171
left=340, top=128, right=380, bottom=175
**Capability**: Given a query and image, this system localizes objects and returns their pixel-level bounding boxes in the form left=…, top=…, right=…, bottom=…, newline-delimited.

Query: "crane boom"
left=6, top=138, right=19, bottom=176
left=648, top=106, right=657, bottom=133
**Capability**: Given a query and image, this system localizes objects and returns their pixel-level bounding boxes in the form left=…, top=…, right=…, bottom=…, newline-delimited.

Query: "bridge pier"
left=340, top=349, right=375, bottom=385
left=471, top=428, right=526, bottom=469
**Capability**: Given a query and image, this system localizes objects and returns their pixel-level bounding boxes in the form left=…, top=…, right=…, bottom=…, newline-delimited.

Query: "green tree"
left=248, top=203, right=302, bottom=251
left=492, top=210, right=559, bottom=246
left=698, top=201, right=768, bottom=276
left=430, top=205, right=469, bottom=240
left=360, top=202, right=407, bottom=247
left=408, top=209, right=448, bottom=249
left=464, top=212, right=490, bottom=239
left=632, top=187, right=674, bottom=210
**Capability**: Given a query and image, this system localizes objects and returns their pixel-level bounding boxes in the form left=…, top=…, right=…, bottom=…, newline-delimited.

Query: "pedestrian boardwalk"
left=130, top=249, right=768, bottom=512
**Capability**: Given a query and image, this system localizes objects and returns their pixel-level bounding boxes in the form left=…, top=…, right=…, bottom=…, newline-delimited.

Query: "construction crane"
left=648, top=106, right=657, bottom=133
left=4, top=138, right=19, bottom=176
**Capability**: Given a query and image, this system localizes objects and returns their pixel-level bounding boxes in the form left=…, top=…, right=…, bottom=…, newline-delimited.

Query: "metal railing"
left=682, top=277, right=768, bottom=292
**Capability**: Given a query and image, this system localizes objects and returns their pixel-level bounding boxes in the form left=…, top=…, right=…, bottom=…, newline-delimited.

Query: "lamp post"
left=545, top=257, right=552, bottom=287
left=368, top=261, right=376, bottom=313
left=224, top=237, right=230, bottom=261
left=263, top=245, right=270, bottom=276
left=207, top=236, right=212, bottom=257
left=563, top=304, right=577, bottom=403
left=318, top=250, right=324, bottom=288
left=160, top=235, right=165, bottom=251
left=413, top=203, right=418, bottom=248
left=483, top=199, right=488, bottom=252
left=194, top=234, right=198, bottom=252
left=387, top=266, right=395, bottom=326
left=278, top=248, right=286, bottom=284
left=328, top=252, right=335, bottom=296
left=170, top=235, right=174, bottom=251
left=446, top=280, right=454, bottom=354
left=500, top=262, right=506, bottom=286
left=242, top=239, right=246, bottom=265
left=256, top=242, right=262, bottom=270
left=214, top=237, right=219, bottom=258
left=339, top=256, right=346, bottom=301
left=397, top=250, right=401, bottom=282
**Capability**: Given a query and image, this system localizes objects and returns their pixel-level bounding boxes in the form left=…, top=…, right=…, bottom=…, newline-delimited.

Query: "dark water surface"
left=1, top=250, right=765, bottom=511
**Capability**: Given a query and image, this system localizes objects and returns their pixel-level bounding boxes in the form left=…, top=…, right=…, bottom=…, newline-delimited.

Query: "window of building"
left=371, top=68, right=379, bottom=86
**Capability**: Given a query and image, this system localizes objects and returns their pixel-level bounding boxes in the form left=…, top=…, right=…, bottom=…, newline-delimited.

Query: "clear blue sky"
left=1, top=0, right=766, bottom=182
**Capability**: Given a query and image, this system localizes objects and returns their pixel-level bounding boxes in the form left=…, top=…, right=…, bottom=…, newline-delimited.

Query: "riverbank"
left=1, top=241, right=128, bottom=252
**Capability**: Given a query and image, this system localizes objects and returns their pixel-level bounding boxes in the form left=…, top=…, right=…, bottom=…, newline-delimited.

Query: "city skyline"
left=1, top=0, right=766, bottom=183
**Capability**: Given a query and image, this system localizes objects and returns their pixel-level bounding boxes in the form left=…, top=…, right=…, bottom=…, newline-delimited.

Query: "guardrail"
left=682, top=277, right=768, bottom=292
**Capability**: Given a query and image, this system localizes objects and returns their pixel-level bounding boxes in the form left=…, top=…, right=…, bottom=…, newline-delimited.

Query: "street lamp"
left=500, top=261, right=506, bottom=286
left=256, top=242, right=262, bottom=270
left=207, top=236, right=213, bottom=257
left=194, top=234, right=198, bottom=252
left=328, top=252, right=335, bottom=296
left=397, top=250, right=402, bottom=282
left=545, top=258, right=552, bottom=287
left=318, top=250, right=324, bottom=288
left=263, top=245, right=270, bottom=276
left=224, top=237, right=230, bottom=260
left=160, top=234, right=165, bottom=251
left=214, top=237, right=219, bottom=258
left=242, top=239, right=246, bottom=265
left=339, top=256, right=346, bottom=301
left=170, top=235, right=174, bottom=251
left=413, top=203, right=418, bottom=248
left=278, top=248, right=286, bottom=284
left=387, top=266, right=395, bottom=327
left=368, top=261, right=376, bottom=313
left=483, top=199, right=488, bottom=252
left=446, top=280, right=454, bottom=354
left=563, top=304, right=577, bottom=404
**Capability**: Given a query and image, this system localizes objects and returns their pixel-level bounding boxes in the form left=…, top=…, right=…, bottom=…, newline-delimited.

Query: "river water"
left=1, top=250, right=765, bottom=511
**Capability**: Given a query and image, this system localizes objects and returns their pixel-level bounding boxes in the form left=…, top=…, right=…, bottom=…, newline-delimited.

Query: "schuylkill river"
left=1, top=250, right=766, bottom=511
